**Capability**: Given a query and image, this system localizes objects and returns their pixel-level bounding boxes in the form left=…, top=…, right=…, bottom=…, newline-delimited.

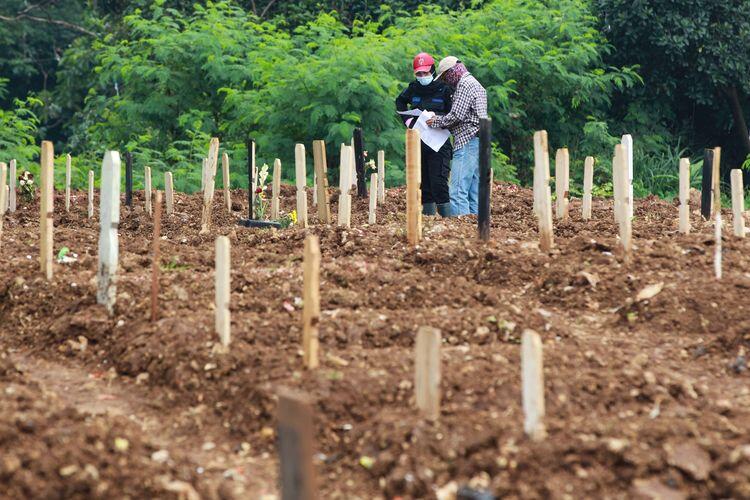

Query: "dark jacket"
left=395, top=80, right=454, bottom=127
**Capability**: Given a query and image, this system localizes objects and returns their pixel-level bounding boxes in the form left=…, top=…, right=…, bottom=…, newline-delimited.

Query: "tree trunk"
left=725, top=85, right=750, bottom=158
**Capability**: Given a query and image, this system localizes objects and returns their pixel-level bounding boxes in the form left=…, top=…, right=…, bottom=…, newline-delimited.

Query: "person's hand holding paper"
left=396, top=109, right=451, bottom=152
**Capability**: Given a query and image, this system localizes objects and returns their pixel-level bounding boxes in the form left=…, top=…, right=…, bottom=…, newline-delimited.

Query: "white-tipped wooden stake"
left=715, top=212, right=722, bottom=280
left=534, top=131, right=553, bottom=251
left=622, top=134, right=634, bottom=220
left=368, top=173, right=377, bottom=224
left=87, top=170, right=94, bottom=218
left=98, top=151, right=121, bottom=314
left=555, top=148, right=569, bottom=220
left=295, top=144, right=308, bottom=227
left=40, top=141, right=54, bottom=280
left=582, top=156, right=594, bottom=220
left=349, top=137, right=357, bottom=192
left=612, top=148, right=621, bottom=224
left=377, top=150, right=385, bottom=204
left=406, top=128, right=422, bottom=245
left=200, top=138, right=220, bottom=234
left=731, top=169, right=744, bottom=238
left=201, top=158, right=207, bottom=192
left=614, top=145, right=632, bottom=259
left=0, top=163, right=6, bottom=249
left=338, top=144, right=352, bottom=228
left=165, top=171, right=174, bottom=215
left=222, top=152, right=231, bottom=213
left=65, top=153, right=72, bottom=212
left=312, top=140, right=331, bottom=223
left=415, top=326, right=441, bottom=421
left=312, top=170, right=318, bottom=206
left=533, top=130, right=549, bottom=218
left=144, top=166, right=152, bottom=216
left=8, top=159, right=16, bottom=213
left=712, top=147, right=722, bottom=217
left=303, top=234, right=320, bottom=369
left=679, top=158, right=691, bottom=234
left=215, top=235, right=231, bottom=348
left=271, top=159, right=281, bottom=220
left=522, top=329, right=546, bottom=440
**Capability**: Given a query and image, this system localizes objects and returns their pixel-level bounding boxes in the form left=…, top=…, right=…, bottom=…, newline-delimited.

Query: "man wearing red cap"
left=396, top=52, right=454, bottom=217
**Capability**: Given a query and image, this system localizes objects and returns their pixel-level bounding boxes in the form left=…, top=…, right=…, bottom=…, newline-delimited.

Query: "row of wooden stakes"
left=532, top=132, right=746, bottom=275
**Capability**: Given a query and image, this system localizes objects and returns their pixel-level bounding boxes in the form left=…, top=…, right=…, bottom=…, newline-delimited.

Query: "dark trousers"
left=421, top=141, right=452, bottom=205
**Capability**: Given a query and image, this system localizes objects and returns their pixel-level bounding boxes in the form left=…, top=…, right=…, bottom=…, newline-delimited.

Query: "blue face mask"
left=416, top=75, right=433, bottom=86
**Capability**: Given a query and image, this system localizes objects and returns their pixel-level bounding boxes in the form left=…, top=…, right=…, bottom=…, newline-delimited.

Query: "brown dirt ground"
left=1, top=183, right=749, bottom=499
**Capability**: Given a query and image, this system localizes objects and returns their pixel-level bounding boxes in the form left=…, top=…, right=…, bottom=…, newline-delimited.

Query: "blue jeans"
left=449, top=137, right=479, bottom=216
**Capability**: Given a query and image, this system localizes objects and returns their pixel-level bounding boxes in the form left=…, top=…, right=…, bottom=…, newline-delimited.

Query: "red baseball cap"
left=413, top=52, right=435, bottom=73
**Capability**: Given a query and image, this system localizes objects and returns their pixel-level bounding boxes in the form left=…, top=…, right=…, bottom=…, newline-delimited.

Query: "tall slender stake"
left=151, top=191, right=162, bottom=322
left=622, top=134, right=634, bottom=220
left=377, top=150, right=385, bottom=204
left=338, top=145, right=352, bottom=227
left=125, top=151, right=133, bottom=207
left=406, top=128, right=422, bottom=245
left=278, top=389, right=317, bottom=500
left=522, top=329, right=546, bottom=441
left=0, top=163, right=6, bottom=249
left=368, top=173, right=378, bottom=225
left=200, top=137, right=220, bottom=234
left=582, top=156, right=594, bottom=220
left=712, top=147, right=722, bottom=218
left=65, top=153, right=71, bottom=212
left=222, top=152, right=231, bottom=213
left=415, top=326, right=441, bottom=421
left=731, top=169, right=745, bottom=238
left=700, top=149, right=714, bottom=220
left=165, top=172, right=174, bottom=215
left=534, top=131, right=553, bottom=251
left=302, top=234, right=320, bottom=369
left=271, top=159, right=281, bottom=220
left=247, top=139, right=255, bottom=220
left=8, top=159, right=16, bottom=213
left=312, top=140, right=331, bottom=223
left=679, top=158, right=691, bottom=234
left=215, top=235, right=231, bottom=347
left=715, top=212, right=722, bottom=280
left=478, top=117, right=492, bottom=240
left=88, top=170, right=94, bottom=219
left=144, top=166, right=152, bottom=216
left=295, top=144, right=308, bottom=227
left=97, top=151, right=121, bottom=314
left=555, top=148, right=569, bottom=220
left=354, top=127, right=367, bottom=197
left=40, top=141, right=54, bottom=280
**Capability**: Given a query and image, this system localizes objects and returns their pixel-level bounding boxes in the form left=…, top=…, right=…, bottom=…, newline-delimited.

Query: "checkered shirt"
left=430, top=73, right=488, bottom=151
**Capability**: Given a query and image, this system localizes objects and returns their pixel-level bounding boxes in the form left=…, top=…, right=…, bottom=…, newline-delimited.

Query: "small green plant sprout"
left=161, top=256, right=190, bottom=272
left=18, top=170, right=34, bottom=202
left=56, top=247, right=78, bottom=264
left=742, top=154, right=750, bottom=172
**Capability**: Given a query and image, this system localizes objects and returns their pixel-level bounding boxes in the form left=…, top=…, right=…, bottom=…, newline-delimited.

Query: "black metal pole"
left=125, top=151, right=133, bottom=207
left=247, top=138, right=254, bottom=220
left=701, top=148, right=713, bottom=220
left=478, top=118, right=492, bottom=241
left=353, top=127, right=367, bottom=198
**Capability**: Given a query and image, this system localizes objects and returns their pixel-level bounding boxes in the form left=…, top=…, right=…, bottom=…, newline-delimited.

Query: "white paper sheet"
left=397, top=110, right=451, bottom=152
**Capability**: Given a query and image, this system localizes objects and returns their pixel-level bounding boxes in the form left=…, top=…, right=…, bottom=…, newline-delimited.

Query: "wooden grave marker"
left=582, top=156, right=594, bottom=220
left=368, top=173, right=377, bottom=224
left=406, top=128, right=422, bottom=245
left=65, top=153, right=72, bottom=212
left=8, top=159, right=16, bottom=213
left=679, top=158, right=691, bottom=234
left=88, top=170, right=95, bottom=218
left=715, top=212, right=722, bottom=280
left=222, top=152, right=231, bottom=213
left=277, top=388, right=317, bottom=500
left=295, top=144, right=308, bottom=227
left=377, top=150, right=385, bottom=204
left=338, top=144, right=352, bottom=228
left=97, top=151, right=121, bottom=314
left=151, top=190, right=163, bottom=321
left=700, top=149, right=714, bottom=220
left=144, top=166, right=152, bottom=216
left=478, top=117, right=492, bottom=240
left=303, top=234, right=320, bottom=369
left=125, top=151, right=133, bottom=207
left=731, top=169, right=745, bottom=238
left=415, top=326, right=441, bottom=420
left=533, top=131, right=553, bottom=251
left=271, top=159, right=281, bottom=220
left=522, top=329, right=546, bottom=440
left=555, top=148, right=569, bottom=220
left=312, top=140, right=331, bottom=223
left=40, top=141, right=54, bottom=280
left=200, top=137, right=220, bottom=234
left=215, top=235, right=231, bottom=347
left=165, top=171, right=174, bottom=215
left=0, top=163, right=6, bottom=249
left=712, top=147, right=722, bottom=218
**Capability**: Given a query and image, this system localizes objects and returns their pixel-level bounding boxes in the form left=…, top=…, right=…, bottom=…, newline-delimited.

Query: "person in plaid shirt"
left=427, top=56, right=488, bottom=216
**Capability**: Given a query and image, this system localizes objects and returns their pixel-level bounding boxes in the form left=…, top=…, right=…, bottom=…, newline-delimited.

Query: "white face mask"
left=416, top=75, right=434, bottom=86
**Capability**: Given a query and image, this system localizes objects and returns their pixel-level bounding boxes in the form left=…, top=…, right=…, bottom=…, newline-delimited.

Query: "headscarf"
left=442, top=62, right=468, bottom=87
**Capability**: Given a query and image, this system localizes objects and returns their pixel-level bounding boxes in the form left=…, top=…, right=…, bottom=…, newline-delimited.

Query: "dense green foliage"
left=1, top=0, right=748, bottom=200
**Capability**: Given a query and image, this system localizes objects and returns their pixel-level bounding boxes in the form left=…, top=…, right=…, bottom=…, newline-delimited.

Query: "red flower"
left=255, top=187, right=262, bottom=194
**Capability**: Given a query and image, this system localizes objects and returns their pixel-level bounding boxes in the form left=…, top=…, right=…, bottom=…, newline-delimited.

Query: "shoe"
left=437, top=202, right=452, bottom=217
left=422, top=202, right=437, bottom=215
